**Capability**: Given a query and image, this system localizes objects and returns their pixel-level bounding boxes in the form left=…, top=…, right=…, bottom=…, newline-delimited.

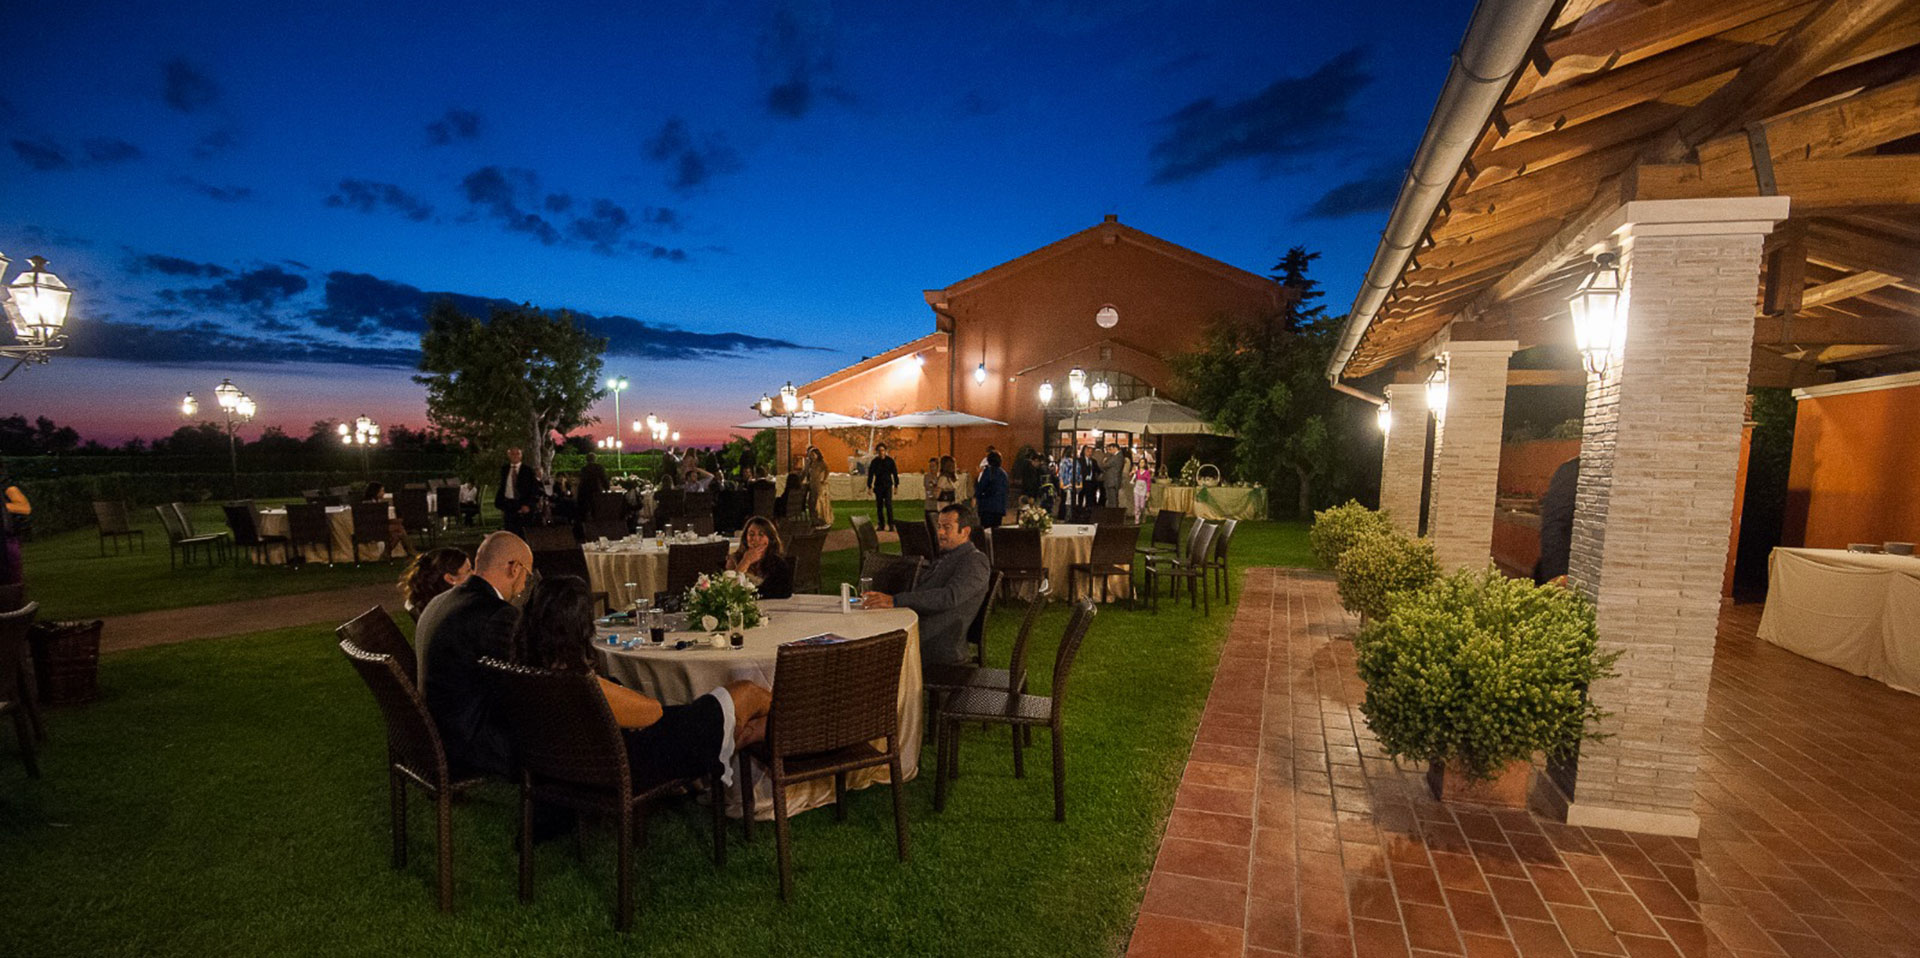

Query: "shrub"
left=1308, top=499, right=1394, bottom=568
left=1354, top=568, right=1617, bottom=780
left=1334, top=532, right=1439, bottom=620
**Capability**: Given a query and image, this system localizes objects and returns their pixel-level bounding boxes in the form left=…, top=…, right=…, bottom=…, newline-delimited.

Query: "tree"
left=415, top=300, right=606, bottom=480
left=1170, top=246, right=1356, bottom=517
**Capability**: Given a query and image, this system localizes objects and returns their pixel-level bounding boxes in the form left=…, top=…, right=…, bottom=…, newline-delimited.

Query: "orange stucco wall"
left=1784, top=381, right=1920, bottom=549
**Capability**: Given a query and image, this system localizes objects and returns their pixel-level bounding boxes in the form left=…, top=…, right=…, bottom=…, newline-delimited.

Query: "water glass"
left=647, top=609, right=667, bottom=644
left=858, top=575, right=874, bottom=596
left=727, top=609, right=745, bottom=649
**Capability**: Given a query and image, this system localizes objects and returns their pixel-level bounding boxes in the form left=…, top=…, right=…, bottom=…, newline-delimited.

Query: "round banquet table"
left=255, top=505, right=410, bottom=564
left=1034, top=523, right=1131, bottom=602
left=591, top=593, right=921, bottom=819
left=583, top=534, right=735, bottom=610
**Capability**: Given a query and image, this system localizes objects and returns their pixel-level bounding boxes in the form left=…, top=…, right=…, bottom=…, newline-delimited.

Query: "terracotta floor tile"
left=1402, top=901, right=1466, bottom=955
left=1587, top=890, right=1664, bottom=938
left=1128, top=912, right=1245, bottom=958
left=1184, top=760, right=1258, bottom=792
left=1300, top=880, right=1351, bottom=937
left=1488, top=876, right=1554, bottom=922
left=1614, top=934, right=1682, bottom=958
left=1159, top=836, right=1253, bottom=884
left=1349, top=877, right=1403, bottom=923
left=1546, top=905, right=1623, bottom=956
left=1506, top=918, right=1576, bottom=958
left=1462, top=934, right=1523, bottom=958
left=1166, top=808, right=1255, bottom=848
left=1433, top=850, right=1490, bottom=891
left=1140, top=871, right=1248, bottom=928
left=1445, top=888, right=1510, bottom=938
left=1352, top=918, right=1413, bottom=958
left=1391, top=861, right=1450, bottom=906
left=1246, top=891, right=1301, bottom=953
left=1177, top=780, right=1256, bottom=817
left=1622, top=875, right=1696, bottom=920
left=1529, top=866, right=1593, bottom=906
left=1188, top=741, right=1259, bottom=768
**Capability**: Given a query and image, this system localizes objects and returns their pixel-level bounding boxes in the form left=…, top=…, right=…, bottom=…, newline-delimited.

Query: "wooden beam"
left=1507, top=368, right=1588, bottom=386
left=1748, top=345, right=1837, bottom=387
left=1798, top=270, right=1900, bottom=309
left=1762, top=219, right=1807, bottom=316
left=1694, top=72, right=1920, bottom=174
left=1503, top=35, right=1764, bottom=139
left=1537, top=0, right=1812, bottom=91
left=1474, top=101, right=1685, bottom=187
left=1631, top=156, right=1920, bottom=210
left=1754, top=312, right=1920, bottom=344
left=1804, top=220, right=1920, bottom=285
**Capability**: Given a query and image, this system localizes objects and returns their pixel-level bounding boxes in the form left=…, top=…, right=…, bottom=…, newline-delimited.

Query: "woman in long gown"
left=803, top=447, right=833, bottom=529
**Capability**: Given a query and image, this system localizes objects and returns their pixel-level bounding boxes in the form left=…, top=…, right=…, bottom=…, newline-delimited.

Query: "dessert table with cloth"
left=255, top=504, right=411, bottom=564
left=582, top=534, right=733, bottom=611
left=591, top=593, right=921, bottom=819
left=1148, top=483, right=1267, bottom=521
left=1033, top=523, right=1130, bottom=602
left=1757, top=547, right=1920, bottom=695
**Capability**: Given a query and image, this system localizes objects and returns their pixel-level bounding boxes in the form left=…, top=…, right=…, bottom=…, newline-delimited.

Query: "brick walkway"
left=1127, top=568, right=1920, bottom=958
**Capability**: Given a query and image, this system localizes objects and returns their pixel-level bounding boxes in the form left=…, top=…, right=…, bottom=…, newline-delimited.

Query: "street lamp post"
left=210, top=378, right=257, bottom=497
left=604, top=376, right=629, bottom=474
left=337, top=414, right=379, bottom=475
left=2, top=253, right=77, bottom=381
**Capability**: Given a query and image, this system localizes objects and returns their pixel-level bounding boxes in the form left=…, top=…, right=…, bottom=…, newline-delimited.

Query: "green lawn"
left=1, top=518, right=1312, bottom=956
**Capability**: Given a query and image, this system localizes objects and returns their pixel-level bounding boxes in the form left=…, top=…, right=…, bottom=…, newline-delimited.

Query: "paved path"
left=98, top=583, right=398, bottom=654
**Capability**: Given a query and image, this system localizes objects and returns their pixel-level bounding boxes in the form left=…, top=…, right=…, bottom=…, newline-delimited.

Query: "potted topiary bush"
left=1334, top=532, right=1439, bottom=622
left=1354, top=568, right=1617, bottom=807
left=1308, top=499, right=1395, bottom=569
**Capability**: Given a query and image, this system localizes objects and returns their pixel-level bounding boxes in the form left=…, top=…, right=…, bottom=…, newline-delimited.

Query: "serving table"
left=1757, top=547, right=1920, bottom=695
left=1148, top=484, right=1268, bottom=521
left=591, top=594, right=921, bottom=818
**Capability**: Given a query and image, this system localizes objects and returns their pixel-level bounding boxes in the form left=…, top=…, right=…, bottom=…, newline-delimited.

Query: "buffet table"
left=1148, top=484, right=1268, bottom=521
left=592, top=594, right=921, bottom=818
left=1757, top=547, right=1920, bottom=695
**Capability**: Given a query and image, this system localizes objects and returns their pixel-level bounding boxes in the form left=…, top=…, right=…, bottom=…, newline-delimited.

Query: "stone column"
left=1562, top=197, right=1789, bottom=837
left=1378, top=382, right=1430, bottom=536
left=1424, top=340, right=1517, bottom=569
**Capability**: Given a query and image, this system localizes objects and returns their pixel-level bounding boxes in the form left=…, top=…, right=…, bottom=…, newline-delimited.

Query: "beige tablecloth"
left=583, top=535, right=734, bottom=610
left=1032, top=523, right=1130, bottom=602
left=826, top=472, right=973, bottom=505
left=1757, top=547, right=1920, bottom=695
left=592, top=594, right=921, bottom=819
left=1148, top=484, right=1268, bottom=521
left=256, top=506, right=406, bottom=564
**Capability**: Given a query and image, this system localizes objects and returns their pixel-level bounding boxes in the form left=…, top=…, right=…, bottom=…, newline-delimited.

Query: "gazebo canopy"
left=1074, top=395, right=1232, bottom=437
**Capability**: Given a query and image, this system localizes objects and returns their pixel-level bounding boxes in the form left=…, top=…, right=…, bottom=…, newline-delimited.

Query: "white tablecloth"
left=591, top=594, right=920, bottom=818
left=826, top=472, right=973, bottom=504
left=1757, top=547, right=1920, bottom=694
left=583, top=535, right=733, bottom=610
left=255, top=505, right=405, bottom=564
left=1033, top=523, right=1130, bottom=602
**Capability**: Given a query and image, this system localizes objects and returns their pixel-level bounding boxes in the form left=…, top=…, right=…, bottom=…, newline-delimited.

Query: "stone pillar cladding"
left=1379, top=382, right=1431, bottom=536
left=1563, top=197, right=1789, bottom=838
left=1424, top=341, right=1518, bottom=570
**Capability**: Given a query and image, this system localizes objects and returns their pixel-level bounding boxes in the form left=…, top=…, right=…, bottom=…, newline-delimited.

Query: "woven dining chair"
left=1068, top=523, right=1141, bottom=608
left=338, top=606, right=418, bottom=687
left=521, top=525, right=578, bottom=553
left=479, top=657, right=728, bottom=931
left=1135, top=508, right=1183, bottom=561
left=285, top=502, right=337, bottom=565
left=531, top=551, right=610, bottom=614
left=580, top=518, right=628, bottom=543
left=1, top=602, right=42, bottom=779
left=850, top=515, right=883, bottom=567
left=665, top=540, right=730, bottom=598
left=337, top=638, right=486, bottom=913
left=434, top=485, right=463, bottom=528
left=1144, top=520, right=1217, bottom=615
left=155, top=504, right=224, bottom=569
left=988, top=527, right=1047, bottom=602
left=926, top=578, right=1043, bottom=780
left=786, top=530, right=828, bottom=595
left=1202, top=518, right=1239, bottom=602
left=934, top=599, right=1098, bottom=822
left=735, top=629, right=910, bottom=900
left=396, top=488, right=437, bottom=548
left=894, top=521, right=937, bottom=562
left=91, top=501, right=145, bottom=556
left=223, top=503, right=290, bottom=565
left=859, top=553, right=924, bottom=595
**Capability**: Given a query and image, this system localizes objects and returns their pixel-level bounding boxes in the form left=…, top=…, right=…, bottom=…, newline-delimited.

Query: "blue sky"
left=1, top=0, right=1474, bottom=445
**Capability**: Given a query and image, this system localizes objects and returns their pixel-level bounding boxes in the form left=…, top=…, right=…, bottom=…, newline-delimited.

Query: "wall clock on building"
left=1095, top=304, right=1119, bottom=328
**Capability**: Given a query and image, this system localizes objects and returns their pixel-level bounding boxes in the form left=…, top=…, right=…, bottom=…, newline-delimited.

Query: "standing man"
left=862, top=504, right=992, bottom=670
left=867, top=441, right=900, bottom=531
left=1057, top=451, right=1078, bottom=521
left=495, top=447, right=541, bottom=535
left=1100, top=443, right=1125, bottom=515
left=975, top=450, right=1010, bottom=530
left=416, top=531, right=533, bottom=774
left=576, top=451, right=609, bottom=519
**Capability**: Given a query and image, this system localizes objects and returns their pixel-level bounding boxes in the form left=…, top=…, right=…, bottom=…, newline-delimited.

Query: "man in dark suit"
left=1534, top=457, right=1580, bottom=584
left=416, top=531, right=532, bottom=776
left=576, top=451, right=610, bottom=518
left=495, top=447, right=540, bottom=534
left=866, top=442, right=900, bottom=531
left=861, top=504, right=991, bottom=669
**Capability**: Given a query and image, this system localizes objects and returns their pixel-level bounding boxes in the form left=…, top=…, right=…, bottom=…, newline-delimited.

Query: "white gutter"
left=1326, top=0, right=1560, bottom=383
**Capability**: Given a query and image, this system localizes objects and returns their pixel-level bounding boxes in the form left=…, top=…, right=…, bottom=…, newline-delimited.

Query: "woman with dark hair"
left=803, top=446, right=833, bottom=528
left=0, top=460, right=28, bottom=585
left=511, top=575, right=771, bottom=787
left=399, top=546, right=472, bottom=618
left=726, top=516, right=792, bottom=598
left=935, top=455, right=958, bottom=505
left=975, top=449, right=1009, bottom=529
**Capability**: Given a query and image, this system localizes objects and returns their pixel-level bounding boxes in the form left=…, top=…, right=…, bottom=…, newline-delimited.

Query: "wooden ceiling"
left=1342, top=0, right=1920, bottom=387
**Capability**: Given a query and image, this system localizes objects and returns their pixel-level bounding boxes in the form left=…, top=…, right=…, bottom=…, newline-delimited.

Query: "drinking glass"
left=647, top=609, right=667, bottom=644
left=624, top=584, right=642, bottom=616
left=858, top=575, right=874, bottom=596
left=728, top=609, right=745, bottom=649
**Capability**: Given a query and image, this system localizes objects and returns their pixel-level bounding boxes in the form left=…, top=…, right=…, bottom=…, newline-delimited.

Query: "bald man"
left=417, top=531, right=533, bottom=776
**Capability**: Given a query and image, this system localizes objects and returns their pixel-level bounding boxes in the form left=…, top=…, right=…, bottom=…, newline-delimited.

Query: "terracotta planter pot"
left=1426, top=759, right=1532, bottom=808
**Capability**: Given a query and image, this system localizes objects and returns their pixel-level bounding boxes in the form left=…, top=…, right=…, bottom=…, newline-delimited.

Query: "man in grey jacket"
left=861, top=503, right=992, bottom=669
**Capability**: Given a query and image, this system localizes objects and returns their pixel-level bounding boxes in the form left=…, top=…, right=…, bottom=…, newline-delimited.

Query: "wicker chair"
left=1136, top=508, right=1183, bottom=561
left=397, top=489, right=436, bottom=548
left=894, top=521, right=937, bottom=562
left=337, top=638, right=485, bottom=913
left=682, top=491, right=715, bottom=518
left=1068, top=524, right=1141, bottom=607
left=479, top=657, right=728, bottom=931
left=91, top=501, right=145, bottom=555
left=224, top=503, right=290, bottom=565
left=286, top=503, right=337, bottom=565
left=1091, top=506, right=1129, bottom=527
left=926, top=578, right=1042, bottom=779
left=521, top=525, right=577, bottom=552
left=934, top=599, right=1098, bottom=821
left=736, top=629, right=910, bottom=900
left=964, top=570, right=1003, bottom=669
left=338, top=606, right=418, bottom=687
left=1144, top=521, right=1218, bottom=615
left=434, top=485, right=463, bottom=529
left=850, top=515, right=882, bottom=567
left=859, top=553, right=924, bottom=595
left=530, top=549, right=610, bottom=614
left=350, top=501, right=400, bottom=565
left=988, top=527, right=1047, bottom=600
left=665, top=541, right=729, bottom=597
left=786, top=530, right=828, bottom=595
left=156, top=504, right=225, bottom=569
left=1200, top=518, right=1239, bottom=601
left=750, top=484, right=777, bottom=520
left=593, top=491, right=629, bottom=524
left=1, top=602, right=41, bottom=778
left=580, top=518, right=628, bottom=543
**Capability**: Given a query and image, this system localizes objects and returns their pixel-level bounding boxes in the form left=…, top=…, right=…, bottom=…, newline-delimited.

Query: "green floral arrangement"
left=1334, top=532, right=1439, bottom=621
left=1354, top=568, right=1618, bottom=780
left=1308, top=499, right=1396, bottom=568
left=1177, top=457, right=1203, bottom=486
left=1017, top=500, right=1053, bottom=533
left=683, top=569, right=763, bottom=632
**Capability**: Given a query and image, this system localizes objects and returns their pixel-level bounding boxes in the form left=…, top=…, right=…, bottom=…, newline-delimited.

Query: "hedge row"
left=15, top=470, right=463, bottom=537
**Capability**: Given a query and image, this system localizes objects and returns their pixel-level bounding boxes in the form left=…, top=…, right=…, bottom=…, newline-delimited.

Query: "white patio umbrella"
left=1074, top=395, right=1232, bottom=437
left=868, top=407, right=1008, bottom=457
left=733, top=411, right=869, bottom=430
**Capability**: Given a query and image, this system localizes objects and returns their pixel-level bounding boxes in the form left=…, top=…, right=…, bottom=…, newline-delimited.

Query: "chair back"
left=860, top=553, right=924, bottom=594
left=768, top=630, right=909, bottom=759
left=851, top=515, right=880, bottom=560
left=682, top=491, right=715, bottom=517
left=684, top=515, right=717, bottom=536
left=302, top=488, right=324, bottom=501
left=286, top=503, right=333, bottom=548
left=594, top=491, right=628, bottom=523
left=480, top=658, right=630, bottom=793
left=1151, top=509, right=1182, bottom=547
left=337, top=638, right=451, bottom=780
left=1183, top=522, right=1218, bottom=567
left=1005, top=585, right=1051, bottom=692
left=396, top=488, right=434, bottom=531
left=965, top=570, right=1004, bottom=652
left=581, top=518, right=627, bottom=543
left=522, top=525, right=578, bottom=553
left=1088, top=524, right=1140, bottom=567
left=93, top=501, right=134, bottom=535
left=751, top=485, right=776, bottom=519
left=1092, top=506, right=1128, bottom=527
left=1042, top=600, right=1099, bottom=722
left=895, top=521, right=937, bottom=561
left=1211, top=518, right=1238, bottom=564
left=155, top=504, right=187, bottom=542
left=666, top=541, right=730, bottom=595
left=328, top=485, right=354, bottom=499
left=338, top=606, right=418, bottom=686
left=0, top=603, right=41, bottom=703
left=434, top=486, right=463, bottom=520
left=787, top=530, right=828, bottom=594
left=350, top=501, right=392, bottom=542
left=532, top=544, right=594, bottom=584
left=171, top=503, right=205, bottom=538
left=222, top=504, right=264, bottom=547
left=990, top=527, right=1042, bottom=572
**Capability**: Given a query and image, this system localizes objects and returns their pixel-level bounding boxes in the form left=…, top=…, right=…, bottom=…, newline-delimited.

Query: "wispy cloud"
left=161, top=265, right=309, bottom=309
left=644, top=117, right=742, bottom=193
left=177, top=177, right=255, bottom=202
left=757, top=0, right=855, bottom=118
left=10, top=136, right=146, bottom=171
left=129, top=253, right=231, bottom=278
left=1298, top=163, right=1403, bottom=220
left=162, top=58, right=219, bottom=113
left=426, top=107, right=482, bottom=146
left=1148, top=48, right=1372, bottom=184
left=83, top=138, right=143, bottom=164
left=459, top=165, right=687, bottom=258
left=10, top=139, right=70, bottom=171
left=192, top=127, right=240, bottom=159
left=326, top=179, right=434, bottom=221
left=65, top=316, right=419, bottom=369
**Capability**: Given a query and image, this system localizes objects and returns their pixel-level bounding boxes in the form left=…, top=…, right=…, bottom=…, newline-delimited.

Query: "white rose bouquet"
left=683, top=569, right=764, bottom=632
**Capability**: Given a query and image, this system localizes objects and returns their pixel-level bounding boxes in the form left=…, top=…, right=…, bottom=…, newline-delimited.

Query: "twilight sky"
left=2, top=0, right=1474, bottom=446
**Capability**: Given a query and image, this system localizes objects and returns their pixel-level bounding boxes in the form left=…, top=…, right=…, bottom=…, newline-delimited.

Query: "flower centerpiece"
left=683, top=570, right=763, bottom=633
left=1016, top=499, right=1053, bottom=533
left=1177, top=457, right=1204, bottom=486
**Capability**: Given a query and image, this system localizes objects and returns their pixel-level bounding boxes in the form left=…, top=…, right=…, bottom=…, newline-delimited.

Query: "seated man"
left=416, top=531, right=532, bottom=776
left=862, top=504, right=992, bottom=668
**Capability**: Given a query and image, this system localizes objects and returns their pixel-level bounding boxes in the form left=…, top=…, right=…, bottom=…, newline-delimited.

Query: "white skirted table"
left=1757, top=547, right=1920, bottom=695
left=255, top=505, right=408, bottom=564
left=581, top=534, right=733, bottom=610
left=591, top=594, right=921, bottom=818
left=1148, top=484, right=1268, bottom=521
left=1033, top=523, right=1131, bottom=602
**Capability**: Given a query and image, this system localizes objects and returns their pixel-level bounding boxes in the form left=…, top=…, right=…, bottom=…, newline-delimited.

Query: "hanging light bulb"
left=1425, top=363, right=1449, bottom=420
left=1376, top=401, right=1392, bottom=433
left=974, top=361, right=987, bottom=385
left=180, top=393, right=198, bottom=417
left=1038, top=379, right=1054, bottom=404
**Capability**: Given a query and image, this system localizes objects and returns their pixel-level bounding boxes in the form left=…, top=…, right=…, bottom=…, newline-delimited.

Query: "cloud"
left=949, top=91, right=1000, bottom=118
left=459, top=165, right=687, bottom=258
left=757, top=0, right=855, bottom=118
left=644, top=117, right=743, bottom=193
left=193, top=127, right=240, bottom=159
left=1148, top=48, right=1372, bottom=184
left=64, top=316, right=419, bottom=369
left=1299, top=164, right=1403, bottom=220
left=162, top=58, right=219, bottom=113
left=326, top=179, right=434, bottom=221
left=178, top=177, right=255, bottom=202
left=164, top=265, right=310, bottom=309
left=426, top=107, right=482, bottom=145
left=83, top=138, right=143, bottom=164
left=10, top=139, right=70, bottom=171
left=130, top=254, right=232, bottom=279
